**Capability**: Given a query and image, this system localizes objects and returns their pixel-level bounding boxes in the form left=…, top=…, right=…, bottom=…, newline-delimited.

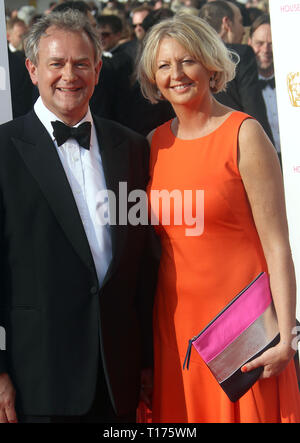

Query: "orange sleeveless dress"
left=147, top=111, right=300, bottom=423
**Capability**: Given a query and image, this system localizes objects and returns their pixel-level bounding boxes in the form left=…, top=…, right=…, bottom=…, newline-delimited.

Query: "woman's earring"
left=157, top=89, right=162, bottom=98
left=209, top=76, right=216, bottom=90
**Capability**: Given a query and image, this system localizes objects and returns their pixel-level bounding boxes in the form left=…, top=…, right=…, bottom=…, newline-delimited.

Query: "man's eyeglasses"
left=133, top=23, right=143, bottom=28
left=99, top=32, right=113, bottom=38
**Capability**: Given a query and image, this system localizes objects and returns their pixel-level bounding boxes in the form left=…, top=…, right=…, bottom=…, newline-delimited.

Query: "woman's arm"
left=238, top=118, right=297, bottom=378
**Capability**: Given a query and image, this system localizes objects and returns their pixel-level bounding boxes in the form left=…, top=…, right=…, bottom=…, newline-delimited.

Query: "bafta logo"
left=287, top=72, right=300, bottom=107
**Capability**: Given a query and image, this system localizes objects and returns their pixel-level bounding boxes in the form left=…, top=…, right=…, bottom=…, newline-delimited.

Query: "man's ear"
left=222, top=16, right=232, bottom=32
left=220, top=16, right=232, bottom=42
left=25, top=58, right=38, bottom=86
left=94, top=59, right=102, bottom=85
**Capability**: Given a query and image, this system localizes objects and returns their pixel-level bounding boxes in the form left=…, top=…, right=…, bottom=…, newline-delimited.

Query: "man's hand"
left=0, top=373, right=17, bottom=423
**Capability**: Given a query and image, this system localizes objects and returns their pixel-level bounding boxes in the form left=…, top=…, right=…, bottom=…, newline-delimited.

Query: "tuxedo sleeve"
left=135, top=141, right=160, bottom=368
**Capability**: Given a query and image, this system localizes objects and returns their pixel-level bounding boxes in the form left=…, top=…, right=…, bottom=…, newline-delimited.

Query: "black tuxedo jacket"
left=0, top=111, right=159, bottom=417
left=215, top=44, right=274, bottom=143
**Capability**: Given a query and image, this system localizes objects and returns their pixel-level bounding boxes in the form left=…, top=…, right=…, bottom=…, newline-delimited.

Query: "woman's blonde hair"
left=137, top=12, right=238, bottom=104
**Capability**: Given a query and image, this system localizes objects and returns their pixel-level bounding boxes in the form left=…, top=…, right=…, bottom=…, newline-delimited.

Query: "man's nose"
left=62, top=63, right=77, bottom=81
left=266, top=43, right=272, bottom=53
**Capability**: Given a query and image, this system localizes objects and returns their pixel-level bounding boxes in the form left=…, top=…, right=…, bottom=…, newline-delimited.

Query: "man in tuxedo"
left=0, top=9, right=158, bottom=423
left=248, top=14, right=281, bottom=159
left=131, top=5, right=152, bottom=42
left=199, top=1, right=274, bottom=142
left=6, top=17, right=27, bottom=54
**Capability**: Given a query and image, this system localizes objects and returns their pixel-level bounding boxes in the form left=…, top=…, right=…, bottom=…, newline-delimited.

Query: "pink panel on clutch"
left=193, top=273, right=271, bottom=363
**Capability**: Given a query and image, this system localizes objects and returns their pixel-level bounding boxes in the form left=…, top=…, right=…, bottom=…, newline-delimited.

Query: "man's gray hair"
left=24, top=8, right=102, bottom=65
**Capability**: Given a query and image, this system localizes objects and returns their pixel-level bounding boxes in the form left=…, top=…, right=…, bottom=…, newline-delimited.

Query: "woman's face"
left=154, top=37, right=212, bottom=108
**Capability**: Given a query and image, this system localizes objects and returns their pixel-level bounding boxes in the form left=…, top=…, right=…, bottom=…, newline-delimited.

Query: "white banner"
left=269, top=0, right=300, bottom=325
left=0, top=0, right=12, bottom=124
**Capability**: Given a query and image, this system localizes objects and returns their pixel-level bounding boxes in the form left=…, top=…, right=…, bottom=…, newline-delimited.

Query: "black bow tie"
left=258, top=77, right=275, bottom=90
left=51, top=121, right=91, bottom=150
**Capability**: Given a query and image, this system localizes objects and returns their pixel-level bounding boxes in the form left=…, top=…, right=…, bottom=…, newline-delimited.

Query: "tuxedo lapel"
left=12, top=111, right=97, bottom=277
left=93, top=117, right=130, bottom=286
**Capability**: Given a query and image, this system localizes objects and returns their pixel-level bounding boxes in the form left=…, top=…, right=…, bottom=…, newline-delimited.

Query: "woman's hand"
left=241, top=342, right=296, bottom=379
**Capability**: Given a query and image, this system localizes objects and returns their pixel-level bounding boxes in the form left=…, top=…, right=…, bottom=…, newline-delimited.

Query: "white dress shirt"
left=34, top=97, right=112, bottom=287
left=8, top=43, right=17, bottom=53
left=259, top=74, right=281, bottom=153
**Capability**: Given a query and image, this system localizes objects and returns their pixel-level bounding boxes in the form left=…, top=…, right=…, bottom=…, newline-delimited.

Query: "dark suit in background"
left=215, top=44, right=274, bottom=142
left=8, top=50, right=34, bottom=118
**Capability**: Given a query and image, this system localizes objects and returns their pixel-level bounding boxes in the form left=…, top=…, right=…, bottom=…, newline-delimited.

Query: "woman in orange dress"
left=137, top=13, right=300, bottom=422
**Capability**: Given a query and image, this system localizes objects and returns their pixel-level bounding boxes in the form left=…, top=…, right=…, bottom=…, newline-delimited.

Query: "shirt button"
left=90, top=286, right=98, bottom=295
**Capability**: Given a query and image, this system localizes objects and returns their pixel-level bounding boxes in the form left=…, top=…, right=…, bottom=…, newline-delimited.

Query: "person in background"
left=199, top=0, right=274, bottom=143
left=52, top=0, right=97, bottom=27
left=97, top=14, right=133, bottom=79
left=97, top=13, right=123, bottom=54
left=248, top=14, right=281, bottom=162
left=6, top=17, right=27, bottom=53
left=115, top=7, right=175, bottom=136
left=131, top=5, right=152, bottom=42
left=6, top=17, right=34, bottom=118
left=137, top=12, right=300, bottom=423
left=17, top=5, right=37, bottom=27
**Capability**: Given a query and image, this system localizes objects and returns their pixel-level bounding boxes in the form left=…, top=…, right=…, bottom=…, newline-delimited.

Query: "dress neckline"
left=168, top=111, right=236, bottom=141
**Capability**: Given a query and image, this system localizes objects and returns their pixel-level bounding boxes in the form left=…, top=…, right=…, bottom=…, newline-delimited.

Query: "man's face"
left=227, top=4, right=245, bottom=44
left=26, top=27, right=102, bottom=126
left=249, top=24, right=273, bottom=76
left=132, top=11, right=149, bottom=40
left=98, top=24, right=120, bottom=51
left=7, top=23, right=27, bottom=50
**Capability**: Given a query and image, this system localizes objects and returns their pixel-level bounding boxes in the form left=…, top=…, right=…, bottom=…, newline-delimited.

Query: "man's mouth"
left=57, top=87, right=82, bottom=92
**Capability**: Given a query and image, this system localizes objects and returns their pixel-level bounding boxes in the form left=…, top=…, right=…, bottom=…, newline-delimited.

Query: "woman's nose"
left=171, top=62, right=184, bottom=80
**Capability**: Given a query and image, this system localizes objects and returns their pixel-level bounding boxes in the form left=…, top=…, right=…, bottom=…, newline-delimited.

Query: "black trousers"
left=18, top=363, right=136, bottom=423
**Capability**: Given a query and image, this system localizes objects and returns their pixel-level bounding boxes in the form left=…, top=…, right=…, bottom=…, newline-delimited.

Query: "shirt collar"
left=258, top=74, right=275, bottom=81
left=34, top=96, right=94, bottom=144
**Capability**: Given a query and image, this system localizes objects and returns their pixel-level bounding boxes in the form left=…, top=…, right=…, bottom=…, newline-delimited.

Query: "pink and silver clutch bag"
left=183, top=272, right=280, bottom=402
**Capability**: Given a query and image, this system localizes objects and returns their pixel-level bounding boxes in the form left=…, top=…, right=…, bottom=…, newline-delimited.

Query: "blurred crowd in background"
left=5, top=0, right=279, bottom=156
